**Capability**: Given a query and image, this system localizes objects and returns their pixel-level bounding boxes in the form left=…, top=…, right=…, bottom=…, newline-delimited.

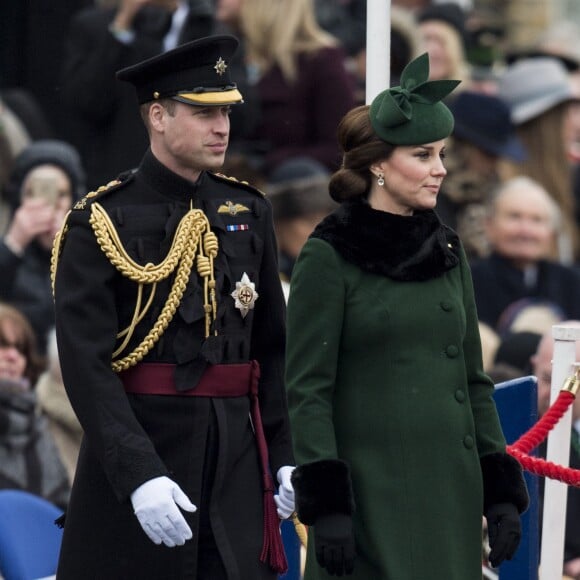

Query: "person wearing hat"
left=51, top=34, right=295, bottom=579
left=0, top=139, right=86, bottom=354
left=285, top=53, right=529, bottom=579
left=436, top=90, right=527, bottom=260
left=497, top=56, right=580, bottom=264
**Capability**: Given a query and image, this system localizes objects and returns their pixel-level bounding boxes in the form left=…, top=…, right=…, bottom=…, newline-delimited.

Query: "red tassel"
left=260, top=482, right=288, bottom=574
left=250, top=360, right=289, bottom=574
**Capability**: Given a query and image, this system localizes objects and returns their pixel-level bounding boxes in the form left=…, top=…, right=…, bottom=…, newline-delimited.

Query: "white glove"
left=130, top=476, right=197, bottom=547
left=274, top=465, right=296, bottom=519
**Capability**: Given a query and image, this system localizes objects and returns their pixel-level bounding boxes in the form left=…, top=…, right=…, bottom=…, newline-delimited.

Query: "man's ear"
left=149, top=102, right=166, bottom=133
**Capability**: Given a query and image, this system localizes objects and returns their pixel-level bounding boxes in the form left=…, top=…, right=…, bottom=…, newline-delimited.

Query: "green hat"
left=369, top=53, right=460, bottom=145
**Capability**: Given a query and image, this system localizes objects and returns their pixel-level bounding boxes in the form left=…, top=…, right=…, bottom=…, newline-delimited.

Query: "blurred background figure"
left=497, top=56, right=580, bottom=265
left=437, top=90, right=527, bottom=261
left=416, top=2, right=472, bottom=93
left=220, top=0, right=356, bottom=179
left=470, top=176, right=580, bottom=332
left=36, top=329, right=82, bottom=485
left=266, top=159, right=337, bottom=298
left=60, top=0, right=215, bottom=190
left=0, top=140, right=85, bottom=354
left=0, top=302, right=70, bottom=509
left=531, top=321, right=580, bottom=580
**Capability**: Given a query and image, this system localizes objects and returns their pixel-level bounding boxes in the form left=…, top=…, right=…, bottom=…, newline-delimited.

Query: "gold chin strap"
left=52, top=202, right=219, bottom=373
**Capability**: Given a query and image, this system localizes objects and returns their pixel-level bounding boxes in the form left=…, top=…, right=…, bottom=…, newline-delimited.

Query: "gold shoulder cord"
left=51, top=202, right=219, bottom=373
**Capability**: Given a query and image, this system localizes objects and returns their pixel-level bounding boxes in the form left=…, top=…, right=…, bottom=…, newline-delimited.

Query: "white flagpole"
left=365, top=0, right=391, bottom=104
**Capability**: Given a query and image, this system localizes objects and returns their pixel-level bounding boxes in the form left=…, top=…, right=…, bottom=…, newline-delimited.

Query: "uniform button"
left=455, top=389, right=465, bottom=403
left=446, top=345, right=459, bottom=358
left=463, top=435, right=474, bottom=449
left=440, top=301, right=452, bottom=312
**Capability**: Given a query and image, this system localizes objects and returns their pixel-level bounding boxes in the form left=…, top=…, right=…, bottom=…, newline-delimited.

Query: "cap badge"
left=218, top=200, right=250, bottom=215
left=214, top=57, right=228, bottom=76
left=231, top=272, right=258, bottom=318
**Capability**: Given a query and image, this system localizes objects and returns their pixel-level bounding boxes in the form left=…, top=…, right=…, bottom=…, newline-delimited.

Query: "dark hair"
left=0, top=303, right=46, bottom=386
left=329, top=105, right=395, bottom=202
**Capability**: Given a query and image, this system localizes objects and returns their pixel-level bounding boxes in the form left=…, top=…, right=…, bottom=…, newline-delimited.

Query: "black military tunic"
left=53, top=149, right=294, bottom=579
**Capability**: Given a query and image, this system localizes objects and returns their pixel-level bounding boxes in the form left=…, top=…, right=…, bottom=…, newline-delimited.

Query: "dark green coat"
left=286, top=203, right=507, bottom=580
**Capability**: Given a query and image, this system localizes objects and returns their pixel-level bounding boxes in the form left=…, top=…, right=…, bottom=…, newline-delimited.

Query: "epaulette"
left=72, top=172, right=135, bottom=211
left=209, top=172, right=265, bottom=197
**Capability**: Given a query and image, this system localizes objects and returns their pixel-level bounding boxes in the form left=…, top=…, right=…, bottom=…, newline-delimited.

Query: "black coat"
left=53, top=151, right=294, bottom=579
left=470, top=252, right=580, bottom=331
left=60, top=3, right=214, bottom=190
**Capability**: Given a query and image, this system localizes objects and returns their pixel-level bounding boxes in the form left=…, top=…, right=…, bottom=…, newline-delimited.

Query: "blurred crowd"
left=1, top=0, right=580, bottom=577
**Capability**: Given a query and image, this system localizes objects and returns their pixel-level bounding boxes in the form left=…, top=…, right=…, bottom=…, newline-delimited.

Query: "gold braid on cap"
left=51, top=202, right=219, bottom=373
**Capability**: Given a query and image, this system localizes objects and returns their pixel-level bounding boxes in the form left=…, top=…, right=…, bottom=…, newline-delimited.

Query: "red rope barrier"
left=507, top=390, right=580, bottom=486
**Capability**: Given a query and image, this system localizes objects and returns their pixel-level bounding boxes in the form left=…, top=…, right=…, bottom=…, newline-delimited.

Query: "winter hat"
left=450, top=91, right=527, bottom=161
left=498, top=57, right=576, bottom=125
left=5, top=139, right=86, bottom=210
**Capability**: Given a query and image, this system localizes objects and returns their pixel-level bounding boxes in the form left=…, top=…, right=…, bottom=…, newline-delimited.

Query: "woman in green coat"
left=285, top=53, right=529, bottom=579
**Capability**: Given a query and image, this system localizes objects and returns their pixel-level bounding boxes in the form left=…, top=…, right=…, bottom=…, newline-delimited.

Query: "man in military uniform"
left=52, top=34, right=295, bottom=579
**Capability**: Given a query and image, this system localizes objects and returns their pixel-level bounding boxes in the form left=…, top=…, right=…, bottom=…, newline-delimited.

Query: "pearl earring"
left=377, top=174, right=385, bottom=187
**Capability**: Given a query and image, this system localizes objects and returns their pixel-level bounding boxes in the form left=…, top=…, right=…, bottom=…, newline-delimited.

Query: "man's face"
left=151, top=101, right=231, bottom=181
left=485, top=183, right=556, bottom=268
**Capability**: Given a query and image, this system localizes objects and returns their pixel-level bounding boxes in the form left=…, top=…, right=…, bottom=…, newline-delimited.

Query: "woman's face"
left=0, top=320, right=27, bottom=383
left=370, top=140, right=447, bottom=215
left=419, top=21, right=458, bottom=81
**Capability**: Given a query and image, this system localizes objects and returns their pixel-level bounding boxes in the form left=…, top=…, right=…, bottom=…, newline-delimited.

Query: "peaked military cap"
left=369, top=53, right=460, bottom=145
left=116, top=34, right=243, bottom=106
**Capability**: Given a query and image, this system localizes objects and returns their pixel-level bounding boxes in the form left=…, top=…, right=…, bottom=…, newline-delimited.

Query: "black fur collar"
left=311, top=200, right=460, bottom=281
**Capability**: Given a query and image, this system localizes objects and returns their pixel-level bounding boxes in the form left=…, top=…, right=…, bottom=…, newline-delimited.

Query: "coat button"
left=455, top=389, right=465, bottom=403
left=463, top=435, right=474, bottom=449
left=446, top=345, right=459, bottom=358
left=440, top=301, right=452, bottom=312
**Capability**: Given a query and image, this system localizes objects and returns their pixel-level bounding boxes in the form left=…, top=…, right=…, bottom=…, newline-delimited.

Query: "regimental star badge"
left=231, top=272, right=259, bottom=318
left=214, top=57, right=228, bottom=76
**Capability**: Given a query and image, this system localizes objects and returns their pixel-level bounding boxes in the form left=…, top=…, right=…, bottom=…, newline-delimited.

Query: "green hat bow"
left=369, top=53, right=460, bottom=145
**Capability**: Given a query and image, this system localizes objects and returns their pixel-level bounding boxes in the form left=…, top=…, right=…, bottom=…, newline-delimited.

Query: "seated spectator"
left=36, top=328, right=83, bottom=485
left=0, top=302, right=70, bottom=509
left=531, top=321, right=580, bottom=579
left=437, top=90, right=527, bottom=260
left=416, top=2, right=472, bottom=93
left=227, top=0, right=356, bottom=178
left=470, top=176, right=580, bottom=332
left=267, top=158, right=337, bottom=298
left=497, top=56, right=579, bottom=263
left=0, top=140, right=85, bottom=353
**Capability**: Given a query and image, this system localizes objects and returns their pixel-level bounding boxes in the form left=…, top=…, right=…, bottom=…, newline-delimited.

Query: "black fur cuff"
left=481, top=452, right=529, bottom=514
left=291, top=459, right=355, bottom=525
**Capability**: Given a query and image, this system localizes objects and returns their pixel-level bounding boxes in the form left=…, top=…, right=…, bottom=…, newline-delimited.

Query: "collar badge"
left=231, top=272, right=259, bottom=318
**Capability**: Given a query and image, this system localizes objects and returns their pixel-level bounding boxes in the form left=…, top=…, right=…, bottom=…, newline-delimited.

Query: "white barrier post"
left=539, top=324, right=580, bottom=579
left=365, top=0, right=391, bottom=104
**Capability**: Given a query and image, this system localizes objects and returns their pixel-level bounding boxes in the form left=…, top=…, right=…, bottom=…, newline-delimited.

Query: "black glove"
left=486, top=502, right=522, bottom=568
left=313, top=513, right=356, bottom=576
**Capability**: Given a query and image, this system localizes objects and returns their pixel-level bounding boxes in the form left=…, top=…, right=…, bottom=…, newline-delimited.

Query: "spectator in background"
left=230, top=0, right=356, bottom=178
left=36, top=328, right=83, bottom=485
left=437, top=91, right=527, bottom=260
left=531, top=321, right=580, bottom=580
left=0, top=140, right=85, bottom=354
left=497, top=57, right=579, bottom=264
left=470, top=176, right=580, bottom=333
left=417, top=2, right=472, bottom=94
left=0, top=89, right=54, bottom=234
left=0, top=302, right=70, bottom=509
left=60, top=0, right=215, bottom=190
left=266, top=159, right=337, bottom=298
